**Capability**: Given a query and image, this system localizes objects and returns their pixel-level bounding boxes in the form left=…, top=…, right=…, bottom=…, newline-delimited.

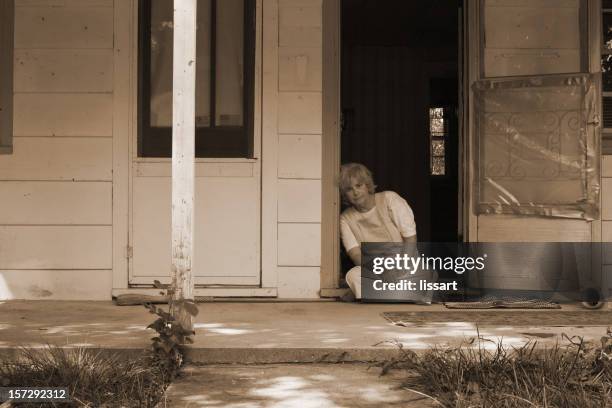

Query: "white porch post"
left=171, top=0, right=197, bottom=333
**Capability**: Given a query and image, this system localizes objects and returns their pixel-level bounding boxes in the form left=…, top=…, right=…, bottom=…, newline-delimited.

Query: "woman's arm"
left=402, top=234, right=417, bottom=243
left=347, top=247, right=361, bottom=266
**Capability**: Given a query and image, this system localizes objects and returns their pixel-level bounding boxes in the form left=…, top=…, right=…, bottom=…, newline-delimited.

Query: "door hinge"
left=126, top=245, right=133, bottom=259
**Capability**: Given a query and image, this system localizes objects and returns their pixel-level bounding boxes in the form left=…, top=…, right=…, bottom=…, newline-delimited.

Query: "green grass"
left=382, top=331, right=612, bottom=407
left=0, top=346, right=175, bottom=407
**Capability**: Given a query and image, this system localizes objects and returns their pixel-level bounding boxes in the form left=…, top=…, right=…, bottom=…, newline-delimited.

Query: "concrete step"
left=161, top=363, right=438, bottom=408
left=1, top=301, right=610, bottom=364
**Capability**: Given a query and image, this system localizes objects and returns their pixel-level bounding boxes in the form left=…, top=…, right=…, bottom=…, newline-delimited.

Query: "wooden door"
left=467, top=0, right=599, bottom=243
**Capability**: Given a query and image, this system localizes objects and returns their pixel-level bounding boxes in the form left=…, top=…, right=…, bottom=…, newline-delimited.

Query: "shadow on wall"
left=0, top=271, right=113, bottom=300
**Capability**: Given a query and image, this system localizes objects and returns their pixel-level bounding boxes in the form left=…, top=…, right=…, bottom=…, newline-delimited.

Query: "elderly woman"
left=340, top=163, right=418, bottom=300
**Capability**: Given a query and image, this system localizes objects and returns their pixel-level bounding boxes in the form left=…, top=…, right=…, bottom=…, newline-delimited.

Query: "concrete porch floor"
left=0, top=300, right=610, bottom=363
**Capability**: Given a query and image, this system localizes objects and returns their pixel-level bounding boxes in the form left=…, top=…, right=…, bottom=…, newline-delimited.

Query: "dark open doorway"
left=340, top=0, right=461, bottom=243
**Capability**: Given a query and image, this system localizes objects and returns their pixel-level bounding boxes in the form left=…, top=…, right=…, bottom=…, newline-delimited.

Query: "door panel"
left=129, top=161, right=260, bottom=285
left=483, top=0, right=583, bottom=77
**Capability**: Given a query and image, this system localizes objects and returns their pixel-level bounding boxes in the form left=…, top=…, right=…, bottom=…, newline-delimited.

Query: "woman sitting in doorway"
left=339, top=162, right=419, bottom=301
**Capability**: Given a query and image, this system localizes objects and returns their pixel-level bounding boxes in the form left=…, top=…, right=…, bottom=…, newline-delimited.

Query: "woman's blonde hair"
left=339, top=163, right=376, bottom=201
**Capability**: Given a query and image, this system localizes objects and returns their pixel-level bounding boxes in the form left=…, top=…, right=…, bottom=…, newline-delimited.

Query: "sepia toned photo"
left=1, top=0, right=612, bottom=406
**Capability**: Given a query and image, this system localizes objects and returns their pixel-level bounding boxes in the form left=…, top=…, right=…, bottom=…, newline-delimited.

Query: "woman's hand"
left=402, top=234, right=417, bottom=243
left=402, top=234, right=418, bottom=257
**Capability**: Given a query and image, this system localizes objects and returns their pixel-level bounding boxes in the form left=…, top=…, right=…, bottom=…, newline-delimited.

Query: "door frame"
left=321, top=0, right=342, bottom=294
left=320, top=0, right=466, bottom=292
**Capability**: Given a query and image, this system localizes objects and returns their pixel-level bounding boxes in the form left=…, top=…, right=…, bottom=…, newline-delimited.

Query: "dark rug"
left=382, top=311, right=612, bottom=327
left=444, top=299, right=560, bottom=309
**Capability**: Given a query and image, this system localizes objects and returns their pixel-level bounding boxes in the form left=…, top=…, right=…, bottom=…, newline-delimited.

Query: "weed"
left=0, top=346, right=170, bottom=407
left=381, top=328, right=612, bottom=407
left=0, top=281, right=199, bottom=407
left=144, top=280, right=198, bottom=378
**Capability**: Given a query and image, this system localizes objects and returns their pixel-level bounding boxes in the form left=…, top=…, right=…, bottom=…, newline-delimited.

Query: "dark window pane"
left=604, top=97, right=612, bottom=128
left=432, top=157, right=445, bottom=176
left=603, top=135, right=612, bottom=155
left=604, top=13, right=612, bottom=50
left=149, top=0, right=173, bottom=128
left=429, top=107, right=445, bottom=135
left=149, top=0, right=212, bottom=128
left=430, top=107, right=448, bottom=176
left=603, top=54, right=612, bottom=92
left=216, top=0, right=244, bottom=126
left=432, top=139, right=445, bottom=157
left=140, top=0, right=254, bottom=158
left=195, top=0, right=213, bottom=127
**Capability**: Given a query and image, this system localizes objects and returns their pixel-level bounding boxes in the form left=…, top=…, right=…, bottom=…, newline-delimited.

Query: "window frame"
left=137, top=0, right=255, bottom=158
left=0, top=0, right=13, bottom=155
left=602, top=1, right=612, bottom=153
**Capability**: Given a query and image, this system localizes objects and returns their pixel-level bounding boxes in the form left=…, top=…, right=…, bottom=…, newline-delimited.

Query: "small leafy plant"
left=144, top=280, right=199, bottom=376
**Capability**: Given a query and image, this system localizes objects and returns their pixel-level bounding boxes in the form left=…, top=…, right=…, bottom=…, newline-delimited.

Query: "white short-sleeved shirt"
left=340, top=191, right=417, bottom=252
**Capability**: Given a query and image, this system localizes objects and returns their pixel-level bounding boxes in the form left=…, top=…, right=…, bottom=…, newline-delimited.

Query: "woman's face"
left=345, top=177, right=371, bottom=208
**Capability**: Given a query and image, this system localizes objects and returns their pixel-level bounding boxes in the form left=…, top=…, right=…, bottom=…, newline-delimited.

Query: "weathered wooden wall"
left=0, top=0, right=113, bottom=299
left=264, top=0, right=323, bottom=298
left=0, top=0, right=325, bottom=299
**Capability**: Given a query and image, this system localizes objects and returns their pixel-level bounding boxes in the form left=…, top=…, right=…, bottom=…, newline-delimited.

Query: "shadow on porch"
left=0, top=300, right=610, bottom=364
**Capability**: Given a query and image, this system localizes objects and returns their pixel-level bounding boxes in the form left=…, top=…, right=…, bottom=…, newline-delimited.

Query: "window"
left=473, top=74, right=598, bottom=220
left=0, top=0, right=13, bottom=155
left=138, top=0, right=255, bottom=158
left=429, top=107, right=448, bottom=176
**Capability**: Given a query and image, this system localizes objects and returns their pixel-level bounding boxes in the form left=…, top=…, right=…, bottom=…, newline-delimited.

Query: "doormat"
left=444, top=299, right=560, bottom=310
left=381, top=311, right=612, bottom=327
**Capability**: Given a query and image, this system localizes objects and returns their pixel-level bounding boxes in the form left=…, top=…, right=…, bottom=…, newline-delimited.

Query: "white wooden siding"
left=15, top=7, right=113, bottom=49
left=16, top=0, right=112, bottom=7
left=277, top=223, right=321, bottom=266
left=0, top=226, right=112, bottom=269
left=0, top=270, right=112, bottom=300
left=279, top=2, right=322, bottom=47
left=274, top=0, right=322, bottom=294
left=278, top=134, right=322, bottom=178
left=14, top=94, right=113, bottom=136
left=0, top=138, right=112, bottom=180
left=279, top=47, right=322, bottom=91
left=14, top=49, right=113, bottom=93
left=277, top=266, right=320, bottom=298
left=0, top=1, right=114, bottom=299
left=278, top=179, right=321, bottom=222
left=0, top=181, right=111, bottom=224
left=277, top=92, right=323, bottom=134
left=1, top=0, right=325, bottom=298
